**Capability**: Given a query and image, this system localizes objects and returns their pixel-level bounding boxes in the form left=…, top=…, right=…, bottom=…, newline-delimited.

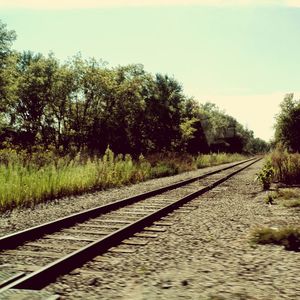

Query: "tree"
left=275, top=93, right=300, bottom=152
left=0, top=20, right=17, bottom=116
left=14, top=52, right=59, bottom=147
left=143, top=74, right=185, bottom=153
left=180, top=98, right=209, bottom=153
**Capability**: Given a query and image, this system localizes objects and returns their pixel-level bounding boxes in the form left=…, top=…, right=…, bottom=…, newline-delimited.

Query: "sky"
left=1, top=0, right=300, bottom=141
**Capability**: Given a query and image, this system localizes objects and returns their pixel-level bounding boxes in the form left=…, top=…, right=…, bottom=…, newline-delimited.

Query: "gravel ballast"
left=44, top=160, right=300, bottom=300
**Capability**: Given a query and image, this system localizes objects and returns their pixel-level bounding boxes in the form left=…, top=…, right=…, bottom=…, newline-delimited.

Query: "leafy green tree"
left=14, top=52, right=59, bottom=146
left=275, top=93, right=300, bottom=152
left=180, top=98, right=209, bottom=153
left=143, top=74, right=185, bottom=153
left=0, top=21, right=17, bottom=119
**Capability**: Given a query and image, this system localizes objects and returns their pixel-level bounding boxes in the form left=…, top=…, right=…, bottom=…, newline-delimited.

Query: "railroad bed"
left=0, top=158, right=260, bottom=299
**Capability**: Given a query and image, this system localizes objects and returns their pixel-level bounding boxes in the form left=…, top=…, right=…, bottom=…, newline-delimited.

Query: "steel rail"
left=0, top=157, right=261, bottom=291
left=0, top=157, right=257, bottom=250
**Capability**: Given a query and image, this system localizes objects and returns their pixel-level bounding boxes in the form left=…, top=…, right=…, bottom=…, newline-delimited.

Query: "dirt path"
left=44, top=160, right=300, bottom=300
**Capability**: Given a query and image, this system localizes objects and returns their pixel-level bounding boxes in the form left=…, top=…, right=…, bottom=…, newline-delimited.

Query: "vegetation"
left=264, top=188, right=300, bottom=208
left=251, top=226, right=300, bottom=251
left=264, top=193, right=275, bottom=205
left=256, top=161, right=274, bottom=190
left=258, top=145, right=300, bottom=188
left=275, top=93, right=300, bottom=152
left=0, top=149, right=247, bottom=211
left=256, top=93, right=300, bottom=188
left=0, top=20, right=269, bottom=210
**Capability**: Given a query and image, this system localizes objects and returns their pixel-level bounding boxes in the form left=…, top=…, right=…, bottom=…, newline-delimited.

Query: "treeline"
left=0, top=20, right=268, bottom=155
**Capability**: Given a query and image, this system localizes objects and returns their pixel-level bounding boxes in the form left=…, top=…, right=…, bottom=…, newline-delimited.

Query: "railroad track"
left=0, top=157, right=260, bottom=299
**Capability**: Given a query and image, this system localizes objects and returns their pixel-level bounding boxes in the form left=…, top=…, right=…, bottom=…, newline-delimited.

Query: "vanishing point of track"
left=0, top=157, right=260, bottom=298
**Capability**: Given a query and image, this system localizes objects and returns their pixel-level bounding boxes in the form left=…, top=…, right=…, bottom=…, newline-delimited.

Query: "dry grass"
left=251, top=226, right=300, bottom=251
left=268, top=145, right=300, bottom=183
left=270, top=188, right=300, bottom=208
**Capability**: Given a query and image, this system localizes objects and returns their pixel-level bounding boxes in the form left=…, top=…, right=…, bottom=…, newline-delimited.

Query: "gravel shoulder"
left=0, top=161, right=246, bottom=236
left=46, top=159, right=300, bottom=300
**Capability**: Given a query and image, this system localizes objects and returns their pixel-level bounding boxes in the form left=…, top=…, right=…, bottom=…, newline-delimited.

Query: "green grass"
left=0, top=148, right=247, bottom=211
left=251, top=226, right=300, bottom=251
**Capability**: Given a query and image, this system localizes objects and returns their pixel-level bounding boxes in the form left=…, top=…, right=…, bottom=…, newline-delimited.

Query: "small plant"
left=251, top=226, right=300, bottom=251
left=256, top=162, right=274, bottom=190
left=264, top=193, right=274, bottom=205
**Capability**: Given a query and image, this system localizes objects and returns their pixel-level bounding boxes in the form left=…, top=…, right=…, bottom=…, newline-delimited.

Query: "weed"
left=251, top=226, right=300, bottom=251
left=264, top=194, right=275, bottom=205
left=256, top=161, right=274, bottom=190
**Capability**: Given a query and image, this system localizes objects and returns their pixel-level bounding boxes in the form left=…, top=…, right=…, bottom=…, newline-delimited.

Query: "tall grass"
left=0, top=149, right=247, bottom=211
left=265, top=145, right=300, bottom=184
left=195, top=153, right=246, bottom=168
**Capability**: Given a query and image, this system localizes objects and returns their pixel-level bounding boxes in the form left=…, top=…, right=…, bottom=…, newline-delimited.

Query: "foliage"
left=256, top=161, right=274, bottom=190
left=264, top=193, right=274, bottom=205
left=251, top=226, right=300, bottom=251
left=275, top=93, right=300, bottom=152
